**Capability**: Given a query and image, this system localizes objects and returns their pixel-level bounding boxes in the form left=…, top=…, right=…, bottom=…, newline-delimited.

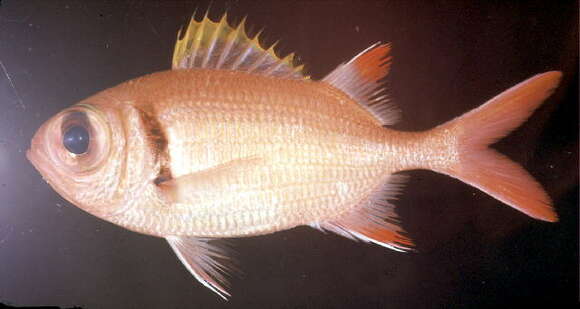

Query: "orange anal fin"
left=311, top=175, right=413, bottom=252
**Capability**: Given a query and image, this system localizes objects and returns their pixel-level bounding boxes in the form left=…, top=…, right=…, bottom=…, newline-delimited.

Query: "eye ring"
left=49, top=105, right=111, bottom=174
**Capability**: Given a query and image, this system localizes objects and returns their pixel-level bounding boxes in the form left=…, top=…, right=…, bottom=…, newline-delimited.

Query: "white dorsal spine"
left=172, top=12, right=307, bottom=80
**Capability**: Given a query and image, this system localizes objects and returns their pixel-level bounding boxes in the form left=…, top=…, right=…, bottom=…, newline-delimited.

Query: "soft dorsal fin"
left=323, top=43, right=400, bottom=125
left=310, top=175, right=413, bottom=252
left=172, top=12, right=307, bottom=79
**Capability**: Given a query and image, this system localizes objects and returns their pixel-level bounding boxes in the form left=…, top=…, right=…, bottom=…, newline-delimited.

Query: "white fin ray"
left=323, top=43, right=400, bottom=125
left=311, top=174, right=413, bottom=252
left=158, top=156, right=265, bottom=205
left=166, top=236, right=236, bottom=300
left=173, top=13, right=307, bottom=79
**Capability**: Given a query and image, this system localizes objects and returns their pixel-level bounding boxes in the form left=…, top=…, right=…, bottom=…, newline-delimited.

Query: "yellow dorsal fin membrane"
left=173, top=13, right=307, bottom=79
left=323, top=43, right=400, bottom=126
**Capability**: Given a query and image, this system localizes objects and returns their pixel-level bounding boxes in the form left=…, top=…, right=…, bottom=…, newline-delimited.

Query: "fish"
left=27, top=12, right=562, bottom=299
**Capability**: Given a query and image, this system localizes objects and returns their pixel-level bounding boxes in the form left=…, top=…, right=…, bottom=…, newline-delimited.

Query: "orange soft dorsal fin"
left=323, top=43, right=400, bottom=126
left=439, top=72, right=562, bottom=222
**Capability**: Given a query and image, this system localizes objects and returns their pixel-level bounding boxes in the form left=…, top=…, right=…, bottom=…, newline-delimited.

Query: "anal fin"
left=166, top=236, right=235, bottom=300
left=311, top=175, right=413, bottom=252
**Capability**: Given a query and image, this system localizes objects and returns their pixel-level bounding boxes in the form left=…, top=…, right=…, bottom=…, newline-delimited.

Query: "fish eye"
left=63, top=125, right=90, bottom=154
left=61, top=111, right=92, bottom=156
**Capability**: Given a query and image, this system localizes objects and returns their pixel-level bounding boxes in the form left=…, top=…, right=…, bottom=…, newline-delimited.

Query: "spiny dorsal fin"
left=323, top=43, right=400, bottom=125
left=310, top=175, right=413, bottom=252
left=172, top=12, right=307, bottom=79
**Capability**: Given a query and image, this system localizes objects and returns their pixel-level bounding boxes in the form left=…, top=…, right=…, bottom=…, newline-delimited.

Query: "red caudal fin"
left=439, top=72, right=562, bottom=222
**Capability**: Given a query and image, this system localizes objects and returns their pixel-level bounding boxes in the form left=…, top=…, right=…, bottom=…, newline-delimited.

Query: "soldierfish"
left=27, top=13, right=561, bottom=299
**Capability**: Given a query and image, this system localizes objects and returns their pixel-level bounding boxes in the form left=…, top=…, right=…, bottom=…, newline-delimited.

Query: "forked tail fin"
left=438, top=72, right=562, bottom=222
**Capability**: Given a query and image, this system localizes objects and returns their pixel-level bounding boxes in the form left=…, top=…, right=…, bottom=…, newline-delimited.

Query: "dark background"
left=0, top=0, right=577, bottom=308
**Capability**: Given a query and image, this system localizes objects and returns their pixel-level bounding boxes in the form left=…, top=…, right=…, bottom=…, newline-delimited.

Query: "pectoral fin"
left=166, top=236, right=235, bottom=300
left=158, top=156, right=264, bottom=204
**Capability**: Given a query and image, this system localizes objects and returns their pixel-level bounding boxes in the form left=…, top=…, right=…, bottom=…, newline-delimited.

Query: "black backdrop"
left=0, top=1, right=577, bottom=308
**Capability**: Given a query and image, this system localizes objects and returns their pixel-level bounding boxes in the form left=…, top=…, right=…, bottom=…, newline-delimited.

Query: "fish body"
left=27, top=13, right=561, bottom=298
left=81, top=69, right=440, bottom=238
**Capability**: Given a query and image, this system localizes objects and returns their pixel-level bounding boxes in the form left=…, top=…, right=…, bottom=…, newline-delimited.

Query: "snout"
left=27, top=126, right=80, bottom=207
left=27, top=130, right=43, bottom=169
left=27, top=122, right=65, bottom=190
left=27, top=130, right=53, bottom=181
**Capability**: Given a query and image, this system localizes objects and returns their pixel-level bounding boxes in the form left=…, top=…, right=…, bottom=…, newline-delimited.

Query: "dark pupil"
left=63, top=125, right=90, bottom=154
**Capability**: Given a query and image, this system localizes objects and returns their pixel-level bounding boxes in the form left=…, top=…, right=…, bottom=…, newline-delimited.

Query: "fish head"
left=27, top=88, right=156, bottom=219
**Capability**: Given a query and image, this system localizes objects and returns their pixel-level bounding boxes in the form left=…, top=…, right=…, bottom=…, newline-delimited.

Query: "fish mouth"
left=27, top=137, right=56, bottom=183
left=27, top=140, right=80, bottom=208
left=27, top=118, right=64, bottom=181
left=27, top=131, right=74, bottom=201
left=27, top=135, right=46, bottom=173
